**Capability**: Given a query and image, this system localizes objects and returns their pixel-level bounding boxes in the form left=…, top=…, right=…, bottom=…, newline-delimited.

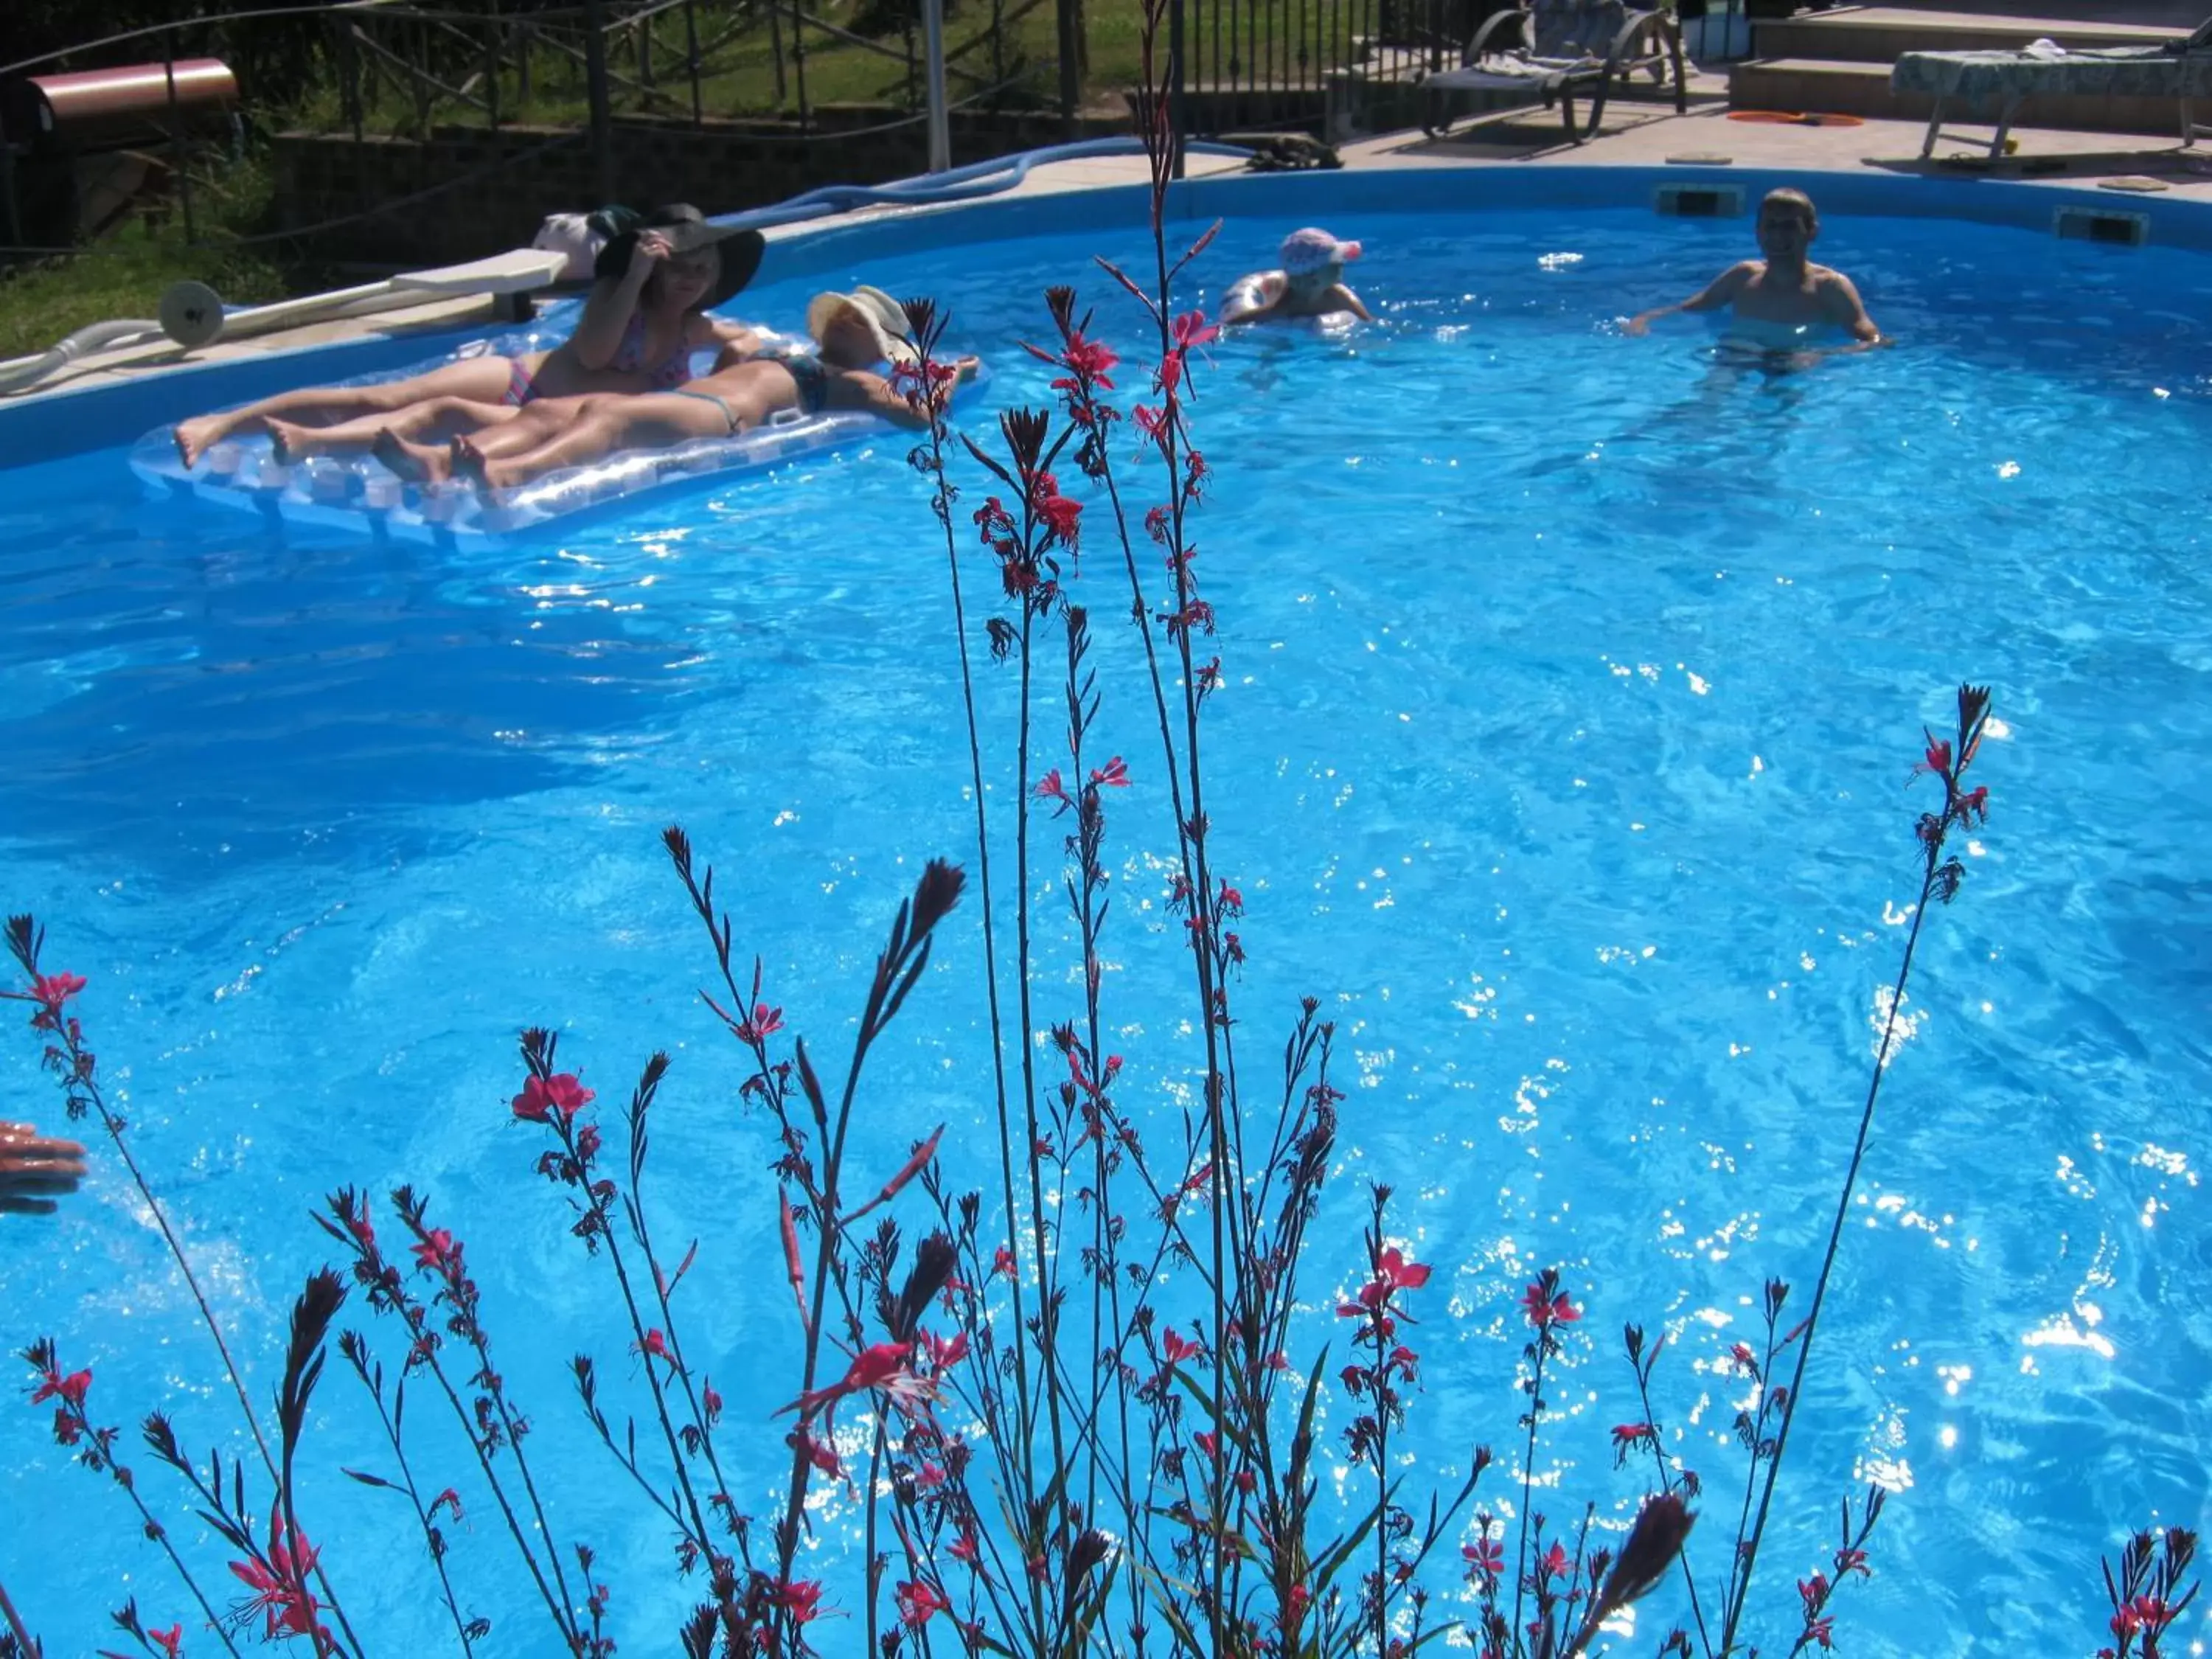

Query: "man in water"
left=1624, top=188, right=1882, bottom=352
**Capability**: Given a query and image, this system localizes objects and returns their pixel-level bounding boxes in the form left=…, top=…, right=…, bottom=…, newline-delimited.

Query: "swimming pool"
left=4, top=170, right=2210, bottom=1655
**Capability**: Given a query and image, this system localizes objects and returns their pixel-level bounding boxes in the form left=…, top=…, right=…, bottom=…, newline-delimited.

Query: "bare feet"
left=0, top=1120, right=87, bottom=1217
left=373, top=428, right=451, bottom=487
left=265, top=417, right=310, bottom=466
left=173, top=414, right=234, bottom=469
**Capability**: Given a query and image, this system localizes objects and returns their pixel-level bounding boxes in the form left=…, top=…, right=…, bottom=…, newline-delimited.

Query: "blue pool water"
left=4, top=198, right=2211, bottom=1655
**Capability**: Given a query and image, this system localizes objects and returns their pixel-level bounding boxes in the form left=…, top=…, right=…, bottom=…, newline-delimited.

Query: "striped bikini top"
left=613, top=310, right=695, bottom=389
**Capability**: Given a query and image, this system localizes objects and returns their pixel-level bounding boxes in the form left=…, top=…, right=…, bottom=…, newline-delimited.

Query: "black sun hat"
left=593, top=203, right=766, bottom=312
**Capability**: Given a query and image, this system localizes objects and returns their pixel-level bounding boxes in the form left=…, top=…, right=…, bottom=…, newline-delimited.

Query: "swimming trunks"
left=667, top=388, right=742, bottom=434
left=613, top=311, right=695, bottom=389
left=745, top=346, right=828, bottom=415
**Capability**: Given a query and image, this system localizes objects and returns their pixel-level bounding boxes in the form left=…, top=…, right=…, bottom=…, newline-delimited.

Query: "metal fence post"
left=1169, top=0, right=1186, bottom=178
left=582, top=0, right=618, bottom=201
left=923, top=0, right=951, bottom=169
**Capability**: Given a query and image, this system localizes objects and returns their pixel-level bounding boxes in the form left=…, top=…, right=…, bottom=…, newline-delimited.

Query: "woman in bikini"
left=170, top=206, right=767, bottom=467
left=376, top=287, right=978, bottom=493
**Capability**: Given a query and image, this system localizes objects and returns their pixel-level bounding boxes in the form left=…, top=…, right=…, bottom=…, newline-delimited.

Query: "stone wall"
left=271, top=106, right=1132, bottom=267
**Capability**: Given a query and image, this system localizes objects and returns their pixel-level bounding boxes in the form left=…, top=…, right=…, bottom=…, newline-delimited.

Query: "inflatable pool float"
left=129, top=326, right=986, bottom=544
left=1220, top=274, right=1361, bottom=335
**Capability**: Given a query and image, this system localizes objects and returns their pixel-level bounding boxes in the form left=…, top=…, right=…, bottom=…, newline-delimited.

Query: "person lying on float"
left=172, top=206, right=768, bottom=469
left=1221, top=227, right=1374, bottom=327
left=372, top=286, right=976, bottom=494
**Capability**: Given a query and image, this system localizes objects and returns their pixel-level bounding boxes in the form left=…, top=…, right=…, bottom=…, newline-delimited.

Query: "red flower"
left=1090, top=757, right=1130, bottom=790
left=793, top=1427, right=843, bottom=1478
left=992, top=1244, right=1018, bottom=1279
left=574, top=1121, right=602, bottom=1162
left=512, top=1071, right=594, bottom=1124
left=229, top=1517, right=322, bottom=1641
left=1033, top=489, right=1082, bottom=548
left=702, top=1382, right=724, bottom=1426
left=1537, top=1540, right=1570, bottom=1582
left=896, top=1579, right=949, bottom=1627
left=430, top=1487, right=463, bottom=1523
left=1611, top=1421, right=1657, bottom=1466
left=29, top=972, right=86, bottom=1016
left=1280, top=1583, right=1312, bottom=1630
left=736, top=1001, right=784, bottom=1046
left=1730, top=1341, right=1759, bottom=1372
left=1376, top=1246, right=1431, bottom=1292
left=1915, top=736, right=1952, bottom=781
left=778, top=1341, right=933, bottom=1419
left=1799, top=1573, right=1830, bottom=1615
left=1160, top=1327, right=1203, bottom=1367
left=921, top=1329, right=969, bottom=1371
left=633, top=1328, right=681, bottom=1371
left=1520, top=1281, right=1580, bottom=1330
left=1195, top=1430, right=1220, bottom=1461
left=1062, top=332, right=1119, bottom=383
left=29, top=1367, right=90, bottom=1408
left=1463, top=1537, right=1504, bottom=1586
left=1035, top=769, right=1069, bottom=807
left=950, top=1528, right=982, bottom=1565
left=411, top=1229, right=459, bottom=1275
left=1171, top=310, right=1220, bottom=352
left=775, top=1579, right=824, bottom=1624
left=1956, top=785, right=1989, bottom=825
left=149, top=1624, right=184, bottom=1658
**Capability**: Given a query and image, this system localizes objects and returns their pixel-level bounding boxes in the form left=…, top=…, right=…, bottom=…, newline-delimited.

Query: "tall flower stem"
left=1719, top=685, right=1992, bottom=1654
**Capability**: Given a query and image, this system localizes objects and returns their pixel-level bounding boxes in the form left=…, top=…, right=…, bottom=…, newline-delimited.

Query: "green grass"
left=0, top=163, right=291, bottom=361
left=0, top=0, right=1163, bottom=359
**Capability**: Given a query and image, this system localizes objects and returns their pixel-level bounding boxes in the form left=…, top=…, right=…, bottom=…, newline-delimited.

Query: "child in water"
left=1221, top=227, right=1374, bottom=327
left=1624, top=187, right=1882, bottom=353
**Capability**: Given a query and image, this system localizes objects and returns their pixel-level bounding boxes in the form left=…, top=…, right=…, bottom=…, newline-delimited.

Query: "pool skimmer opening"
left=2054, top=206, right=2149, bottom=246
left=1655, top=184, right=1746, bottom=218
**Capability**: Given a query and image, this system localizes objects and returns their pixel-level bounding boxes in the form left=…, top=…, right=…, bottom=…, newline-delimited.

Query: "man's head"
left=806, top=286, right=917, bottom=369
left=1756, top=189, right=1820, bottom=261
left=1279, top=226, right=1363, bottom=293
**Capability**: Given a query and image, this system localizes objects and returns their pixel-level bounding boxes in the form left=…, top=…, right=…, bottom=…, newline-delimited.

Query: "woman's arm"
left=565, top=231, right=668, bottom=369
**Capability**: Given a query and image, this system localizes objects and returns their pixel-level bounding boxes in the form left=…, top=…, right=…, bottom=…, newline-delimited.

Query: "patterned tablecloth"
left=1891, top=44, right=2212, bottom=101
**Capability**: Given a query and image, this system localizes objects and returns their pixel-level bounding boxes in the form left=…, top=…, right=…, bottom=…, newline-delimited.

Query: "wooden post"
left=485, top=4, right=502, bottom=128
left=582, top=0, right=618, bottom=201
left=793, top=0, right=811, bottom=135
left=684, top=0, right=703, bottom=125
left=1055, top=0, right=1080, bottom=133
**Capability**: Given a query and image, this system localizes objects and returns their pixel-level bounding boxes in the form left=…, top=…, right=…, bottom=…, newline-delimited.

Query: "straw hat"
left=805, top=285, right=917, bottom=365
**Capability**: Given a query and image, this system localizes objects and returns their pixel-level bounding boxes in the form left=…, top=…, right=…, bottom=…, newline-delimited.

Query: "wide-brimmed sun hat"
left=1279, top=226, right=1363, bottom=276
left=805, top=285, right=918, bottom=365
left=593, top=203, right=766, bottom=311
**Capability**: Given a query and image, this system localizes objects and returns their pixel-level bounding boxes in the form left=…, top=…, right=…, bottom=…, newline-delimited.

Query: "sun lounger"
left=1892, top=38, right=2212, bottom=160
left=1418, top=0, right=1686, bottom=145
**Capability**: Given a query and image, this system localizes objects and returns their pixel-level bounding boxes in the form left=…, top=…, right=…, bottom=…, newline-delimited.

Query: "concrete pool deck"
left=10, top=101, right=2212, bottom=408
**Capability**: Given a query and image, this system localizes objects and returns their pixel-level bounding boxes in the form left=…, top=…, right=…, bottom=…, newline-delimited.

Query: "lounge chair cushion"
left=1425, top=0, right=1636, bottom=92
left=1891, top=44, right=2212, bottom=101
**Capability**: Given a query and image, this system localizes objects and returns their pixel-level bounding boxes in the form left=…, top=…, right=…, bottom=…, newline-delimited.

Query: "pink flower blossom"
left=29, top=1366, right=90, bottom=1408
left=511, top=1071, right=594, bottom=1124
left=896, top=1578, right=949, bottom=1627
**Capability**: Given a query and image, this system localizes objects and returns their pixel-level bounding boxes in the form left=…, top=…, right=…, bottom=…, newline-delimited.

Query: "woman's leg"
left=173, top=355, right=529, bottom=467
left=267, top=395, right=518, bottom=463
left=462, top=400, right=709, bottom=492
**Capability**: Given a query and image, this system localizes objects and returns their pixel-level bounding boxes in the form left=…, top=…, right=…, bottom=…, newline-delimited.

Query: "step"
left=1729, top=55, right=2198, bottom=133
left=1754, top=7, right=2184, bottom=64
